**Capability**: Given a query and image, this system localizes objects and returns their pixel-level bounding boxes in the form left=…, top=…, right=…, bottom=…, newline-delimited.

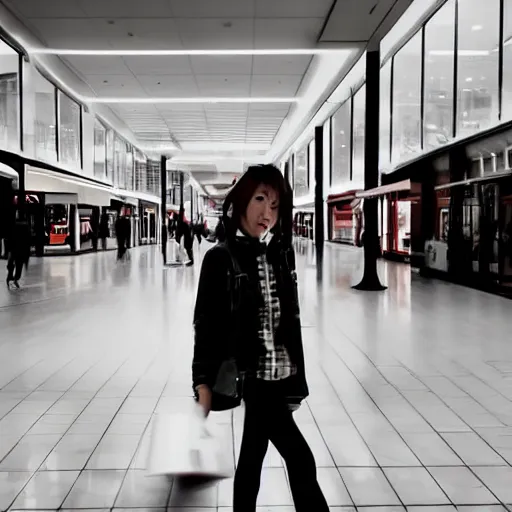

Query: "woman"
left=192, top=165, right=328, bottom=511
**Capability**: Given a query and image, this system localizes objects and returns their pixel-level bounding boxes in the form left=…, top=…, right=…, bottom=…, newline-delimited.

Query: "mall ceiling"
left=2, top=0, right=412, bottom=198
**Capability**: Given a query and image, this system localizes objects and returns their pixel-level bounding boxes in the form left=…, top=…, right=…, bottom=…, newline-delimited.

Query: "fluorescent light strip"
left=31, top=48, right=349, bottom=56
left=85, top=97, right=298, bottom=104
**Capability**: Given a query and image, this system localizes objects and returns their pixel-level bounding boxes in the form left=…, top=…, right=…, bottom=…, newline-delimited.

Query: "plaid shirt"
left=236, top=231, right=296, bottom=381
left=255, top=241, right=296, bottom=381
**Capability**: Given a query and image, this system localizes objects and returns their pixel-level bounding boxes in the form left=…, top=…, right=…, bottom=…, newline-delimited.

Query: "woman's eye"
left=255, top=195, right=265, bottom=202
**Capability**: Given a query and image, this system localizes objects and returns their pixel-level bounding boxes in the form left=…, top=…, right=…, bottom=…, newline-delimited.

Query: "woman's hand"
left=196, top=384, right=212, bottom=417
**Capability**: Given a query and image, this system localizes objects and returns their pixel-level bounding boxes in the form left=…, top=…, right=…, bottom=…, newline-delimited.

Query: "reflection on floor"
left=0, top=242, right=512, bottom=512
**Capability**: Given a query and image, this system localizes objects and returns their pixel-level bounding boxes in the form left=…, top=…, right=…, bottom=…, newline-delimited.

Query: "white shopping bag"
left=146, top=408, right=234, bottom=480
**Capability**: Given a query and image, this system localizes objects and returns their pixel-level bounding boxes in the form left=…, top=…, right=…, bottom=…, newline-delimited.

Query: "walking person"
left=192, top=165, right=329, bottom=512
left=115, top=214, right=129, bottom=261
left=6, top=218, right=31, bottom=289
left=99, top=212, right=109, bottom=251
left=176, top=208, right=194, bottom=266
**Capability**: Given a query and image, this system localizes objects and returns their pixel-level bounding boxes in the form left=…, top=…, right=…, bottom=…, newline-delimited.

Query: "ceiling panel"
left=137, top=75, right=199, bottom=96
left=64, top=56, right=132, bottom=76
left=190, top=56, right=253, bottom=75
left=3, top=0, right=87, bottom=18
left=254, top=18, right=324, bottom=48
left=78, top=0, right=173, bottom=18
left=255, top=0, right=334, bottom=18
left=195, top=75, right=251, bottom=96
left=250, top=75, right=303, bottom=96
left=176, top=19, right=254, bottom=49
left=124, top=56, right=193, bottom=76
left=170, top=0, right=255, bottom=18
left=252, top=55, right=312, bottom=75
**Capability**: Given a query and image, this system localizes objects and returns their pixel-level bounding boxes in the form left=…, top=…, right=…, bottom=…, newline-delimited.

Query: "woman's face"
left=241, top=184, right=280, bottom=239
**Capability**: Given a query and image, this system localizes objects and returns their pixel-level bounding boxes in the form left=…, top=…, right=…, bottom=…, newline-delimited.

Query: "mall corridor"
left=0, top=244, right=511, bottom=512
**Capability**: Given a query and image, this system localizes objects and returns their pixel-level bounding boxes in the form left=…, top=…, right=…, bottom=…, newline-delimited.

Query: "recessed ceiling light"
left=472, top=25, right=483, bottom=31
left=466, top=77, right=473, bottom=82
left=30, top=48, right=353, bottom=57
left=84, top=97, right=299, bottom=104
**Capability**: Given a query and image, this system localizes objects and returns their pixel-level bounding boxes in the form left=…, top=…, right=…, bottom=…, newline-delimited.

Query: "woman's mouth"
left=258, top=223, right=268, bottom=230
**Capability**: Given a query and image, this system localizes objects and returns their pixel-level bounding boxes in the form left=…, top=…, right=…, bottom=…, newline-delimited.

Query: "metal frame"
left=349, top=93, right=355, bottom=182
left=18, top=54, right=23, bottom=153
left=420, top=25, right=426, bottom=151
left=54, top=87, right=60, bottom=161
left=498, top=0, right=505, bottom=121
left=452, top=0, right=459, bottom=139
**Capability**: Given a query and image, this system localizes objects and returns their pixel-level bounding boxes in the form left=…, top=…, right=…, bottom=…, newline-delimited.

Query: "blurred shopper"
left=192, top=165, right=329, bottom=512
left=214, top=218, right=226, bottom=243
left=6, top=219, right=31, bottom=289
left=99, top=212, right=110, bottom=250
left=115, top=214, right=130, bottom=261
left=192, top=215, right=205, bottom=246
left=176, top=208, right=194, bottom=266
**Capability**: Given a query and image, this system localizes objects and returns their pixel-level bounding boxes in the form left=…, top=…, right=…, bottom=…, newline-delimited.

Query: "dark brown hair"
left=223, top=164, right=293, bottom=242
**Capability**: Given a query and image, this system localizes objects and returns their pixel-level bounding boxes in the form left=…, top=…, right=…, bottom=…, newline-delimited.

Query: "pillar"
left=353, top=49, right=386, bottom=291
left=284, top=160, right=290, bottom=184
left=160, top=155, right=167, bottom=265
left=314, top=125, right=324, bottom=258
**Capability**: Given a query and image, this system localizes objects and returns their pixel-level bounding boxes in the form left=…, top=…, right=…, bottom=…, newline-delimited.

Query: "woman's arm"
left=192, top=246, right=232, bottom=392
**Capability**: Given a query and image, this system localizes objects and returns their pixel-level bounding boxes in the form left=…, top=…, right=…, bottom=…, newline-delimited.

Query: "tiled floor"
left=1, top=241, right=512, bottom=512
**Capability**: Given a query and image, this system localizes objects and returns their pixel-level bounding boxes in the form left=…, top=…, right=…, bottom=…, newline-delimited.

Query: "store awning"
left=0, top=162, right=19, bottom=188
left=327, top=189, right=361, bottom=204
left=356, top=179, right=413, bottom=199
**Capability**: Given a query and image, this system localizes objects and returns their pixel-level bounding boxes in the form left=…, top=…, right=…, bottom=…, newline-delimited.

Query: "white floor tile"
left=85, top=434, right=141, bottom=470
left=441, top=433, right=508, bottom=466
left=383, top=467, right=451, bottom=506
left=0, top=435, right=61, bottom=471
left=429, top=467, right=499, bottom=505
left=338, top=468, right=401, bottom=507
left=12, top=470, right=80, bottom=509
left=471, top=466, right=512, bottom=504
left=115, top=470, right=173, bottom=508
left=62, top=469, right=126, bottom=508
left=41, top=434, right=102, bottom=471
left=0, top=472, right=32, bottom=511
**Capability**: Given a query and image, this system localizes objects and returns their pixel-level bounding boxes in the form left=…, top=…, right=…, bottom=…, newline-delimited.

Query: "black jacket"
left=192, top=167, right=308, bottom=404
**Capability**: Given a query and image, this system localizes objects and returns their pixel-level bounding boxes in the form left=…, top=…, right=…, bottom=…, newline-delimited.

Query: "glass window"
left=0, top=40, right=19, bottom=152
left=331, top=100, right=351, bottom=186
left=126, top=144, right=133, bottom=190
left=106, top=129, right=114, bottom=183
left=424, top=0, right=455, bottom=150
left=114, top=135, right=126, bottom=188
left=392, top=31, right=422, bottom=164
left=502, top=0, right=512, bottom=120
left=308, top=139, right=315, bottom=186
left=294, top=146, right=308, bottom=198
left=58, top=91, right=81, bottom=168
left=93, top=120, right=106, bottom=179
left=352, top=85, right=366, bottom=187
left=457, top=0, right=499, bottom=137
left=379, top=60, right=392, bottom=170
left=34, top=71, right=56, bottom=162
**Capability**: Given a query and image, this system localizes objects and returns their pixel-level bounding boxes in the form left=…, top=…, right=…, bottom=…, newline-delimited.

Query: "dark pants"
left=7, top=255, right=24, bottom=281
left=233, top=379, right=328, bottom=512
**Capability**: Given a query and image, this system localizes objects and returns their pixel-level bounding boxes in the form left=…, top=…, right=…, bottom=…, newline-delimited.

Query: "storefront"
left=139, top=200, right=158, bottom=245
left=293, top=209, right=314, bottom=240
left=327, top=190, right=363, bottom=246
left=421, top=139, right=512, bottom=296
left=357, top=180, right=421, bottom=262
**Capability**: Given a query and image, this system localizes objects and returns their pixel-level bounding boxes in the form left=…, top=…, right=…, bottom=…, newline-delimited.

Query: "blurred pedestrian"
left=176, top=208, right=194, bottom=266
left=99, top=212, right=110, bottom=250
left=6, top=218, right=31, bottom=289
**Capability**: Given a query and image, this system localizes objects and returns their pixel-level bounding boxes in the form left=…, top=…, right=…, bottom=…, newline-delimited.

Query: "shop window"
left=392, top=30, right=422, bottom=164
left=0, top=40, right=19, bottom=152
left=134, top=149, right=147, bottom=192
left=93, top=120, right=106, bottom=179
left=294, top=146, right=308, bottom=198
left=114, top=135, right=126, bottom=189
left=308, top=139, right=315, bottom=187
left=126, top=144, right=134, bottom=190
left=106, top=129, right=114, bottom=183
left=424, top=0, right=455, bottom=150
left=503, top=0, right=512, bottom=121
left=456, top=0, right=499, bottom=137
left=331, top=100, right=351, bottom=186
left=34, top=71, right=57, bottom=162
left=58, top=91, right=81, bottom=168
left=352, top=85, right=366, bottom=187
left=379, top=61, right=392, bottom=170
